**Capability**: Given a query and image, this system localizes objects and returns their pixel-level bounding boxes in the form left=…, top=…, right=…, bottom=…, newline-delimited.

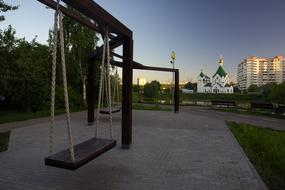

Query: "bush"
left=55, top=86, right=85, bottom=110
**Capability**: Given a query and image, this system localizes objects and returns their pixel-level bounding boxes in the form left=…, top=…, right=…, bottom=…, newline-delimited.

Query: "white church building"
left=197, top=57, right=233, bottom=93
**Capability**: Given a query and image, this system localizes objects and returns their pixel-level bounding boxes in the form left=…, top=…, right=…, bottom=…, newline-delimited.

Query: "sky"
left=2, top=0, right=285, bottom=83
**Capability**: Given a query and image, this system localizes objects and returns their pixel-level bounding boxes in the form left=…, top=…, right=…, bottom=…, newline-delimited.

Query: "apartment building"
left=237, top=55, right=285, bottom=91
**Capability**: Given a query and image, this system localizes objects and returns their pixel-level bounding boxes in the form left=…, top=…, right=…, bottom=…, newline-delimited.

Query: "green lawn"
left=227, top=122, right=285, bottom=190
left=0, top=104, right=171, bottom=125
left=212, top=108, right=285, bottom=120
left=0, top=109, right=78, bottom=124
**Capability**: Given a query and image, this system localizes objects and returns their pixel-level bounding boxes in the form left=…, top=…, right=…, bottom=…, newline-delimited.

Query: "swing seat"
left=45, top=138, right=116, bottom=170
left=100, top=107, right=121, bottom=114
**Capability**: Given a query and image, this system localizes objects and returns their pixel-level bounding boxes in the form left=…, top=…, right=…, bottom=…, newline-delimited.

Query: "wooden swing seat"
left=100, top=107, right=121, bottom=114
left=45, top=138, right=116, bottom=170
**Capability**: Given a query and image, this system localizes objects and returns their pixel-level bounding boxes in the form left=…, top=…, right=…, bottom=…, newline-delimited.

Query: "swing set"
left=37, top=0, right=180, bottom=170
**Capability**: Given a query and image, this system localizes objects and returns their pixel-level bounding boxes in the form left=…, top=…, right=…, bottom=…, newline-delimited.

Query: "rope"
left=49, top=0, right=75, bottom=162
left=106, top=34, right=113, bottom=139
left=95, top=34, right=107, bottom=138
left=112, top=68, right=120, bottom=108
left=49, top=4, right=59, bottom=157
left=95, top=30, right=113, bottom=140
left=59, top=10, right=75, bottom=162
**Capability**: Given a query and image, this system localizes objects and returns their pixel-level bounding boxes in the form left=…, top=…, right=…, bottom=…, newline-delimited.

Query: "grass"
left=132, top=103, right=172, bottom=111
left=0, top=130, right=10, bottom=152
left=0, top=104, right=171, bottom=125
left=0, top=109, right=83, bottom=124
left=227, top=121, right=285, bottom=190
left=181, top=93, right=263, bottom=102
left=211, top=108, right=285, bottom=120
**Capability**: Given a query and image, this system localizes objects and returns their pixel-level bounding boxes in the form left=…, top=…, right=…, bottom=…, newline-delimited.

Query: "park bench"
left=250, top=102, right=274, bottom=112
left=211, top=100, right=236, bottom=108
left=275, top=104, right=285, bottom=114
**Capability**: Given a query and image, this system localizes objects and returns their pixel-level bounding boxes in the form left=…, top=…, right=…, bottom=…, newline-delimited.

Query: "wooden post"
left=174, top=70, right=179, bottom=113
left=122, top=36, right=133, bottom=149
left=87, top=58, right=95, bottom=125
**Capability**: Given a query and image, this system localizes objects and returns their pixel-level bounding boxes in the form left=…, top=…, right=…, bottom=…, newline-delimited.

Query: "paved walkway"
left=181, top=106, right=285, bottom=131
left=0, top=108, right=268, bottom=190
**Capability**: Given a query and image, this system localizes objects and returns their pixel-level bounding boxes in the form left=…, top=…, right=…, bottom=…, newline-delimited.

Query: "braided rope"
left=112, top=68, right=120, bottom=108
left=106, top=35, right=113, bottom=139
left=95, top=30, right=113, bottom=139
left=49, top=5, right=59, bottom=157
left=95, top=34, right=107, bottom=138
left=59, top=10, right=75, bottom=162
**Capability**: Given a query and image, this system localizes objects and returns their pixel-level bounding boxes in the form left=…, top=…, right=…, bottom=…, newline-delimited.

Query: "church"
left=197, top=57, right=233, bottom=93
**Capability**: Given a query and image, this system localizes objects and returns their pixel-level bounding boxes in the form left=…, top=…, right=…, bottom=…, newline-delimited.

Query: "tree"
left=0, top=0, right=18, bottom=22
left=269, top=82, right=285, bottom=104
left=184, top=82, right=197, bottom=92
left=0, top=26, right=51, bottom=111
left=259, top=82, right=278, bottom=101
left=133, top=85, right=141, bottom=93
left=144, top=80, right=161, bottom=99
left=233, top=86, right=241, bottom=93
left=62, top=8, right=99, bottom=104
left=247, top=84, right=259, bottom=93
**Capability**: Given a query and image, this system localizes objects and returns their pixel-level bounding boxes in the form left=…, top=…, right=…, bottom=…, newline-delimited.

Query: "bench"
left=275, top=104, right=285, bottom=114
left=250, top=102, right=274, bottom=112
left=211, top=100, right=236, bottom=108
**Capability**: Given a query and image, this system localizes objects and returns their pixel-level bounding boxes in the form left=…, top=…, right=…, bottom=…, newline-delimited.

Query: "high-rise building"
left=237, top=55, right=285, bottom=91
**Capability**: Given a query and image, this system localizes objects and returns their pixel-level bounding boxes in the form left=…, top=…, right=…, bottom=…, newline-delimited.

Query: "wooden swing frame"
left=37, top=0, right=180, bottom=151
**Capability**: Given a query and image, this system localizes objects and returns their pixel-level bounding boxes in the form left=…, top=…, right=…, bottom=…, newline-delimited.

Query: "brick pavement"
left=0, top=110, right=267, bottom=190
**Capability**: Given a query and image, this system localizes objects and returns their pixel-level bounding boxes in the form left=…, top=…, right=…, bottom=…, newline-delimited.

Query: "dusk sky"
left=2, top=0, right=285, bottom=83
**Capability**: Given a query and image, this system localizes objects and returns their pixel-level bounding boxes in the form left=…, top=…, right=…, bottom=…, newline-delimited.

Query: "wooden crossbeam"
left=90, top=37, right=123, bottom=60
left=37, top=0, right=100, bottom=32
left=61, top=0, right=132, bottom=37
left=111, top=60, right=178, bottom=73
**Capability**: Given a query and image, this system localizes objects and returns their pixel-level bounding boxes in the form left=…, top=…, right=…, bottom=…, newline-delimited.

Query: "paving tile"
left=0, top=109, right=268, bottom=190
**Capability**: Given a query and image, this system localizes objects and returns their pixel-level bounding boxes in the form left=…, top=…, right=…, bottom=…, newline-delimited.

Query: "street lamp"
left=170, top=51, right=176, bottom=104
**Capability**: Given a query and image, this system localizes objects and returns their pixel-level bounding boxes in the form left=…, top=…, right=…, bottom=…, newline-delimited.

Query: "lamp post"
left=170, top=51, right=176, bottom=104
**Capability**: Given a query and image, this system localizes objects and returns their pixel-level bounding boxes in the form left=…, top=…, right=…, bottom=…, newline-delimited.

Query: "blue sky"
left=2, top=0, right=285, bottom=83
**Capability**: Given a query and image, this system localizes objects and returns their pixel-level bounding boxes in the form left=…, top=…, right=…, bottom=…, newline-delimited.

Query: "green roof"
left=199, top=72, right=210, bottom=79
left=213, top=65, right=227, bottom=77
left=224, top=83, right=231, bottom=87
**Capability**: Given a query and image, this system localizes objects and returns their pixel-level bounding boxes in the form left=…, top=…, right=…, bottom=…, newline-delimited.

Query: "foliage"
left=0, top=26, right=51, bottom=112
left=0, top=0, right=18, bottom=22
left=0, top=6, right=101, bottom=113
left=55, top=86, right=85, bottom=110
left=246, top=82, right=285, bottom=104
left=62, top=7, right=99, bottom=103
left=184, top=82, right=197, bottom=91
left=233, top=86, right=241, bottom=93
left=247, top=84, right=259, bottom=92
left=144, top=80, right=161, bottom=98
left=132, top=85, right=141, bottom=93
left=228, top=122, right=285, bottom=190
left=268, top=82, right=285, bottom=104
